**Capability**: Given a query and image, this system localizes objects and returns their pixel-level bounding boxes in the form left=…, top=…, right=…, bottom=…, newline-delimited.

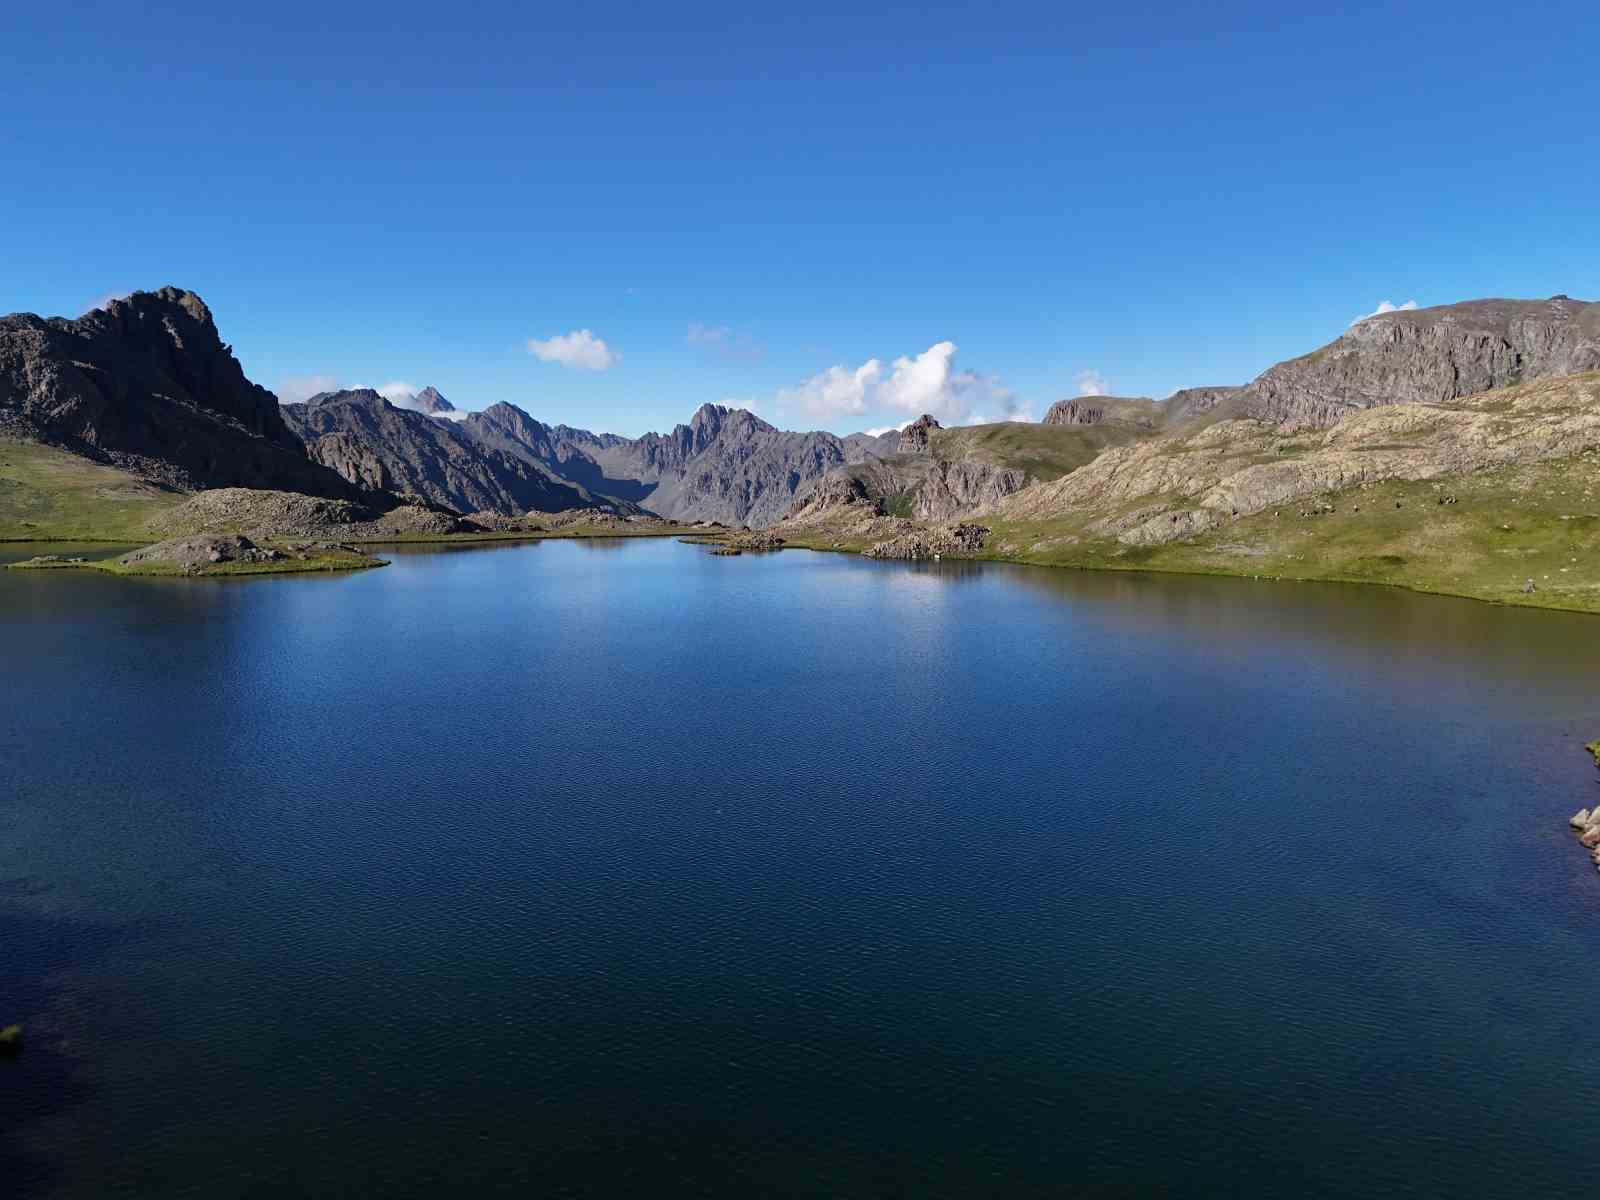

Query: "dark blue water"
left=3, top=538, right=1599, bottom=1197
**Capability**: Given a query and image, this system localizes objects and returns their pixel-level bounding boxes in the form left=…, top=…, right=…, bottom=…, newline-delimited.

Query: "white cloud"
left=864, top=420, right=912, bottom=437
left=527, top=329, right=619, bottom=370
left=777, top=359, right=884, bottom=418
left=1075, top=369, right=1110, bottom=397
left=688, top=322, right=765, bottom=362
left=376, top=381, right=419, bottom=404
left=774, top=341, right=1022, bottom=425
left=1351, top=298, right=1418, bottom=325
left=879, top=341, right=1022, bottom=423
left=275, top=374, right=340, bottom=404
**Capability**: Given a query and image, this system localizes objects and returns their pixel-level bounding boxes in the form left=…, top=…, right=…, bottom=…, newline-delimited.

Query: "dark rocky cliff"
left=281, top=389, right=614, bottom=515
left=0, top=287, right=357, bottom=496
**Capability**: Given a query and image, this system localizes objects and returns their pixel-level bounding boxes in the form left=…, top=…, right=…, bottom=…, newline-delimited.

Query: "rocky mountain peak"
left=411, top=386, right=454, bottom=414
left=0, top=287, right=357, bottom=496
left=897, top=414, right=942, bottom=454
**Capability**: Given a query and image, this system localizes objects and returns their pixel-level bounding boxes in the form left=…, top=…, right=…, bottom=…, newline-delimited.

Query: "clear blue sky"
left=4, top=1, right=1596, bottom=435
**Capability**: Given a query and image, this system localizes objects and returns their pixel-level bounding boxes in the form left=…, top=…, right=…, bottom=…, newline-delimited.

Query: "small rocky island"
left=9, top=535, right=384, bottom=578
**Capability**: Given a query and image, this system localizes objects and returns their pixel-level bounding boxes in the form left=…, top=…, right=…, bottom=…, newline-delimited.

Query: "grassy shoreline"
left=7, top=548, right=387, bottom=578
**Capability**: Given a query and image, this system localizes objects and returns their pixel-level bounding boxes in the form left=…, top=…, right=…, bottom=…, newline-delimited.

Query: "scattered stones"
left=864, top=523, right=989, bottom=560
left=727, top=530, right=785, bottom=552
left=120, top=534, right=264, bottom=571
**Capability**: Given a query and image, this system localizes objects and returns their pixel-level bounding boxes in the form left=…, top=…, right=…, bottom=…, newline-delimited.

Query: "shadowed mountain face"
left=459, top=403, right=656, bottom=504
left=280, top=390, right=621, bottom=515
left=458, top=402, right=899, bottom=526
left=0, top=287, right=358, bottom=497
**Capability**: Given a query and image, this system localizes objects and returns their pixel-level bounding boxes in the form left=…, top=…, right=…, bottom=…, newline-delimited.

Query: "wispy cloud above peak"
left=82, top=290, right=131, bottom=315
left=528, top=329, right=620, bottom=370
left=1351, top=298, right=1418, bottom=325
left=1074, top=369, right=1110, bottom=397
left=376, top=381, right=418, bottom=403
left=275, top=373, right=340, bottom=404
left=774, top=341, right=1025, bottom=425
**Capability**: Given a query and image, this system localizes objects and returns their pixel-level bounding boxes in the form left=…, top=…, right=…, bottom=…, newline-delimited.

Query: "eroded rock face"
left=1243, top=297, right=1600, bottom=428
left=282, top=390, right=616, bottom=516
left=1164, top=387, right=1242, bottom=424
left=1042, top=396, right=1157, bottom=427
left=897, top=414, right=942, bottom=454
left=308, top=432, right=391, bottom=491
left=914, top=460, right=1029, bottom=520
left=0, top=288, right=357, bottom=497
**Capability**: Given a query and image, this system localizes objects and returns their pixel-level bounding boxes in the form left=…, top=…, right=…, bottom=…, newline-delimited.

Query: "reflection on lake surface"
left=3, top=538, right=1598, bottom=1197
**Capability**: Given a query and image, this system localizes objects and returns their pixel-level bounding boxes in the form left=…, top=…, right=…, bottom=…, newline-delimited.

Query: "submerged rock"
left=0, top=1025, right=21, bottom=1057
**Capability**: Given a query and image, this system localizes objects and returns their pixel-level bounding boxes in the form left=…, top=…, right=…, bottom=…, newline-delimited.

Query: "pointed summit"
left=412, top=386, right=454, bottom=414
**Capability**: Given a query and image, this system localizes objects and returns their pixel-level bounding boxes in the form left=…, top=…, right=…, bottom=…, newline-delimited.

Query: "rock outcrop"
left=0, top=288, right=358, bottom=497
left=864, top=523, right=989, bottom=560
left=1043, top=396, right=1158, bottom=428
left=1241, top=297, right=1600, bottom=428
left=150, top=487, right=473, bottom=538
left=897, top=414, right=942, bottom=454
left=307, top=432, right=391, bottom=491
left=1163, top=386, right=1243, bottom=424
left=120, top=534, right=281, bottom=570
left=913, top=460, right=1029, bottom=520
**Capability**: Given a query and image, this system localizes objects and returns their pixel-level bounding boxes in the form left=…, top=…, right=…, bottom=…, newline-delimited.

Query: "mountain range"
left=282, top=384, right=901, bottom=525
left=3, top=285, right=1598, bottom=608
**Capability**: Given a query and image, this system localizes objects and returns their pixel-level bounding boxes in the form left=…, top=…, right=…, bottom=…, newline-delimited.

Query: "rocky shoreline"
left=1568, top=741, right=1600, bottom=872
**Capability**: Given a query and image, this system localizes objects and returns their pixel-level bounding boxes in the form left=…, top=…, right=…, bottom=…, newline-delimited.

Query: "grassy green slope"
left=929, top=420, right=1148, bottom=482
left=0, top=440, right=181, bottom=540
left=978, top=452, right=1600, bottom=612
